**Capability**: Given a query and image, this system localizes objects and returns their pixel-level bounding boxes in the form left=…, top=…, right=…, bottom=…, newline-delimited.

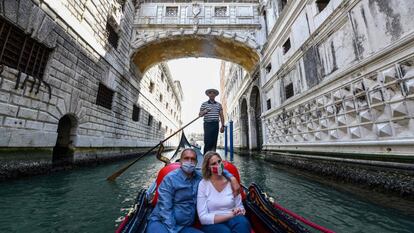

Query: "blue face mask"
left=181, top=161, right=196, bottom=174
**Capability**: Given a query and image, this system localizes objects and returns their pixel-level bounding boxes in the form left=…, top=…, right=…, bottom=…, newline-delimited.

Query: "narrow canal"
left=0, top=150, right=413, bottom=233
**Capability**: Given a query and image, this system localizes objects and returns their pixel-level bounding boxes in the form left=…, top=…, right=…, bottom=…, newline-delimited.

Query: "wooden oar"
left=106, top=113, right=205, bottom=181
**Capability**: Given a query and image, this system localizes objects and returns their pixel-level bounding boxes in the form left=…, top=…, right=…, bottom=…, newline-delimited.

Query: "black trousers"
left=203, top=121, right=219, bottom=154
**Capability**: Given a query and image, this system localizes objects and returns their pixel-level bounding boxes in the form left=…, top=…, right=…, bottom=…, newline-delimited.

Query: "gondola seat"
left=151, top=161, right=252, bottom=232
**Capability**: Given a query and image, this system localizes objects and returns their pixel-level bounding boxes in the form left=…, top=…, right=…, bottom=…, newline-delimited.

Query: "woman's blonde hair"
left=202, top=151, right=223, bottom=179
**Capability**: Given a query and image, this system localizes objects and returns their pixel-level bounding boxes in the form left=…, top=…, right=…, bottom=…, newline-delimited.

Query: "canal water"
left=0, top=150, right=413, bottom=233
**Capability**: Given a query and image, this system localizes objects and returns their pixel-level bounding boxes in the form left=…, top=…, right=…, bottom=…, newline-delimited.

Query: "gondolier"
left=199, top=88, right=224, bottom=154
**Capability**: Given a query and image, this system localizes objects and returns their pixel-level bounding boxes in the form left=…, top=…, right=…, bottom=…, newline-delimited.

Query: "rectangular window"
left=149, top=81, right=154, bottom=93
left=96, top=83, right=114, bottom=110
left=0, top=17, right=51, bottom=79
left=265, top=63, right=272, bottom=74
left=132, top=104, right=140, bottom=122
left=316, top=0, right=330, bottom=12
left=158, top=121, right=162, bottom=130
left=166, top=103, right=169, bottom=109
left=166, top=6, right=178, bottom=17
left=215, top=7, right=227, bottom=17
left=285, top=83, right=294, bottom=100
left=167, top=86, right=170, bottom=92
left=160, top=94, right=163, bottom=102
left=106, top=22, right=119, bottom=49
left=148, top=114, right=153, bottom=126
left=283, top=38, right=291, bottom=54
left=161, top=72, right=165, bottom=82
left=281, top=0, right=288, bottom=11
left=266, top=99, right=272, bottom=110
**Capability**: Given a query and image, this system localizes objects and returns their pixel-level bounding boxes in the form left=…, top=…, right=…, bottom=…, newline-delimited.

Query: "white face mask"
left=181, top=161, right=196, bottom=174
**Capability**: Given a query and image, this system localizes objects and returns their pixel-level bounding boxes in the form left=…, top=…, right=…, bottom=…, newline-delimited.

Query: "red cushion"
left=223, top=161, right=246, bottom=200
left=151, top=162, right=181, bottom=206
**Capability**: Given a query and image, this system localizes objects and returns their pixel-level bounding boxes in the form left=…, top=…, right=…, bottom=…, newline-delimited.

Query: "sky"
left=167, top=58, right=222, bottom=134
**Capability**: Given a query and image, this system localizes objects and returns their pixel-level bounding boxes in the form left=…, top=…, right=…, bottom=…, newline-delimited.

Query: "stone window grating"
left=96, top=83, right=114, bottom=110
left=166, top=6, right=178, bottom=17
left=215, top=6, right=227, bottom=17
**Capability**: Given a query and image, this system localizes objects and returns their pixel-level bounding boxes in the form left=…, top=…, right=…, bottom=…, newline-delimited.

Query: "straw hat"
left=205, top=88, right=219, bottom=96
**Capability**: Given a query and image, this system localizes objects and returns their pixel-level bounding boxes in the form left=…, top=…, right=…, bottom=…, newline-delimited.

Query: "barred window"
left=148, top=114, right=153, bottom=126
left=96, top=83, right=114, bottom=110
left=106, top=22, right=119, bottom=49
left=132, top=105, right=140, bottom=122
left=215, top=7, right=227, bottom=17
left=266, top=99, right=271, bottom=110
left=166, top=7, right=178, bottom=17
left=285, top=83, right=294, bottom=100
left=0, top=17, right=51, bottom=79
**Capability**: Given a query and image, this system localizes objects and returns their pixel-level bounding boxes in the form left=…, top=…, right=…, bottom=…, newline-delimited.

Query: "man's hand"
left=220, top=125, right=224, bottom=133
left=199, top=108, right=210, bottom=117
left=229, top=177, right=241, bottom=197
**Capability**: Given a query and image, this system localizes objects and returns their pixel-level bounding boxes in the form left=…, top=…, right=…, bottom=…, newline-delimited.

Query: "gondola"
left=115, top=133, right=334, bottom=233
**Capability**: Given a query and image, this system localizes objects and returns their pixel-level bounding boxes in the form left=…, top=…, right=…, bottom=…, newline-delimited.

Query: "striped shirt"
left=200, top=100, right=222, bottom=122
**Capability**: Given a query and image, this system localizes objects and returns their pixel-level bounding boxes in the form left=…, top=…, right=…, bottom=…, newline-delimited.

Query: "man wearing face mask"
left=147, top=148, right=240, bottom=233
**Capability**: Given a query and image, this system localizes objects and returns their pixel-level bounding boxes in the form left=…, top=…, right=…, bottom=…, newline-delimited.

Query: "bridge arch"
left=131, top=31, right=261, bottom=74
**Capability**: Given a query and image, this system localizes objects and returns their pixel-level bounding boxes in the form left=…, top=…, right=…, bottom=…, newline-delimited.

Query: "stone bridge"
left=130, top=1, right=264, bottom=74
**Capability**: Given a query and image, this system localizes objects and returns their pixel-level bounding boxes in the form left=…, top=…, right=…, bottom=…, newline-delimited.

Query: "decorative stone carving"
left=376, top=123, right=393, bottom=137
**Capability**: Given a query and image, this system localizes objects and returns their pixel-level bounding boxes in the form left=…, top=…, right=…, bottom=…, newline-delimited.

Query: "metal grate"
left=106, top=22, right=119, bottom=49
left=0, top=17, right=52, bottom=97
left=96, top=83, right=114, bottom=110
left=132, top=104, right=140, bottom=121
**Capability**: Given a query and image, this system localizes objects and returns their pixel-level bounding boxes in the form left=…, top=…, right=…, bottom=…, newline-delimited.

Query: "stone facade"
left=220, top=61, right=262, bottom=150
left=0, top=0, right=182, bottom=166
left=260, top=0, right=414, bottom=156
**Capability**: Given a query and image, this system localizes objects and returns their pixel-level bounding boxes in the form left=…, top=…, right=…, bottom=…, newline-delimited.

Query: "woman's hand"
left=232, top=207, right=246, bottom=216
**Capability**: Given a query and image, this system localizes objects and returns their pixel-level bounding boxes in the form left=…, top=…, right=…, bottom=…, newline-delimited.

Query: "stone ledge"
left=0, top=146, right=175, bottom=181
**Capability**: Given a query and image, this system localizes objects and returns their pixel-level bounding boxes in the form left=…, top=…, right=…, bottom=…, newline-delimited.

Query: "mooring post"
left=230, top=121, right=234, bottom=162
left=224, top=125, right=228, bottom=158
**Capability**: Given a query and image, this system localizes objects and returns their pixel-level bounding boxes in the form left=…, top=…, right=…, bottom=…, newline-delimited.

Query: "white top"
left=197, top=179, right=244, bottom=225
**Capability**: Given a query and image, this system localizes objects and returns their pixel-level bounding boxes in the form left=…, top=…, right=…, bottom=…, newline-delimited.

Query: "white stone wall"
left=0, top=0, right=181, bottom=156
left=261, top=0, right=414, bottom=155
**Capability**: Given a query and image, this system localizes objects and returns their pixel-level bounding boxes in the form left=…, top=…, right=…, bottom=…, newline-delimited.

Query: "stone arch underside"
left=132, top=35, right=260, bottom=74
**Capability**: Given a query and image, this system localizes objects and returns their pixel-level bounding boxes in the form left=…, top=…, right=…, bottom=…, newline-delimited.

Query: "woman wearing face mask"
left=196, top=151, right=251, bottom=233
